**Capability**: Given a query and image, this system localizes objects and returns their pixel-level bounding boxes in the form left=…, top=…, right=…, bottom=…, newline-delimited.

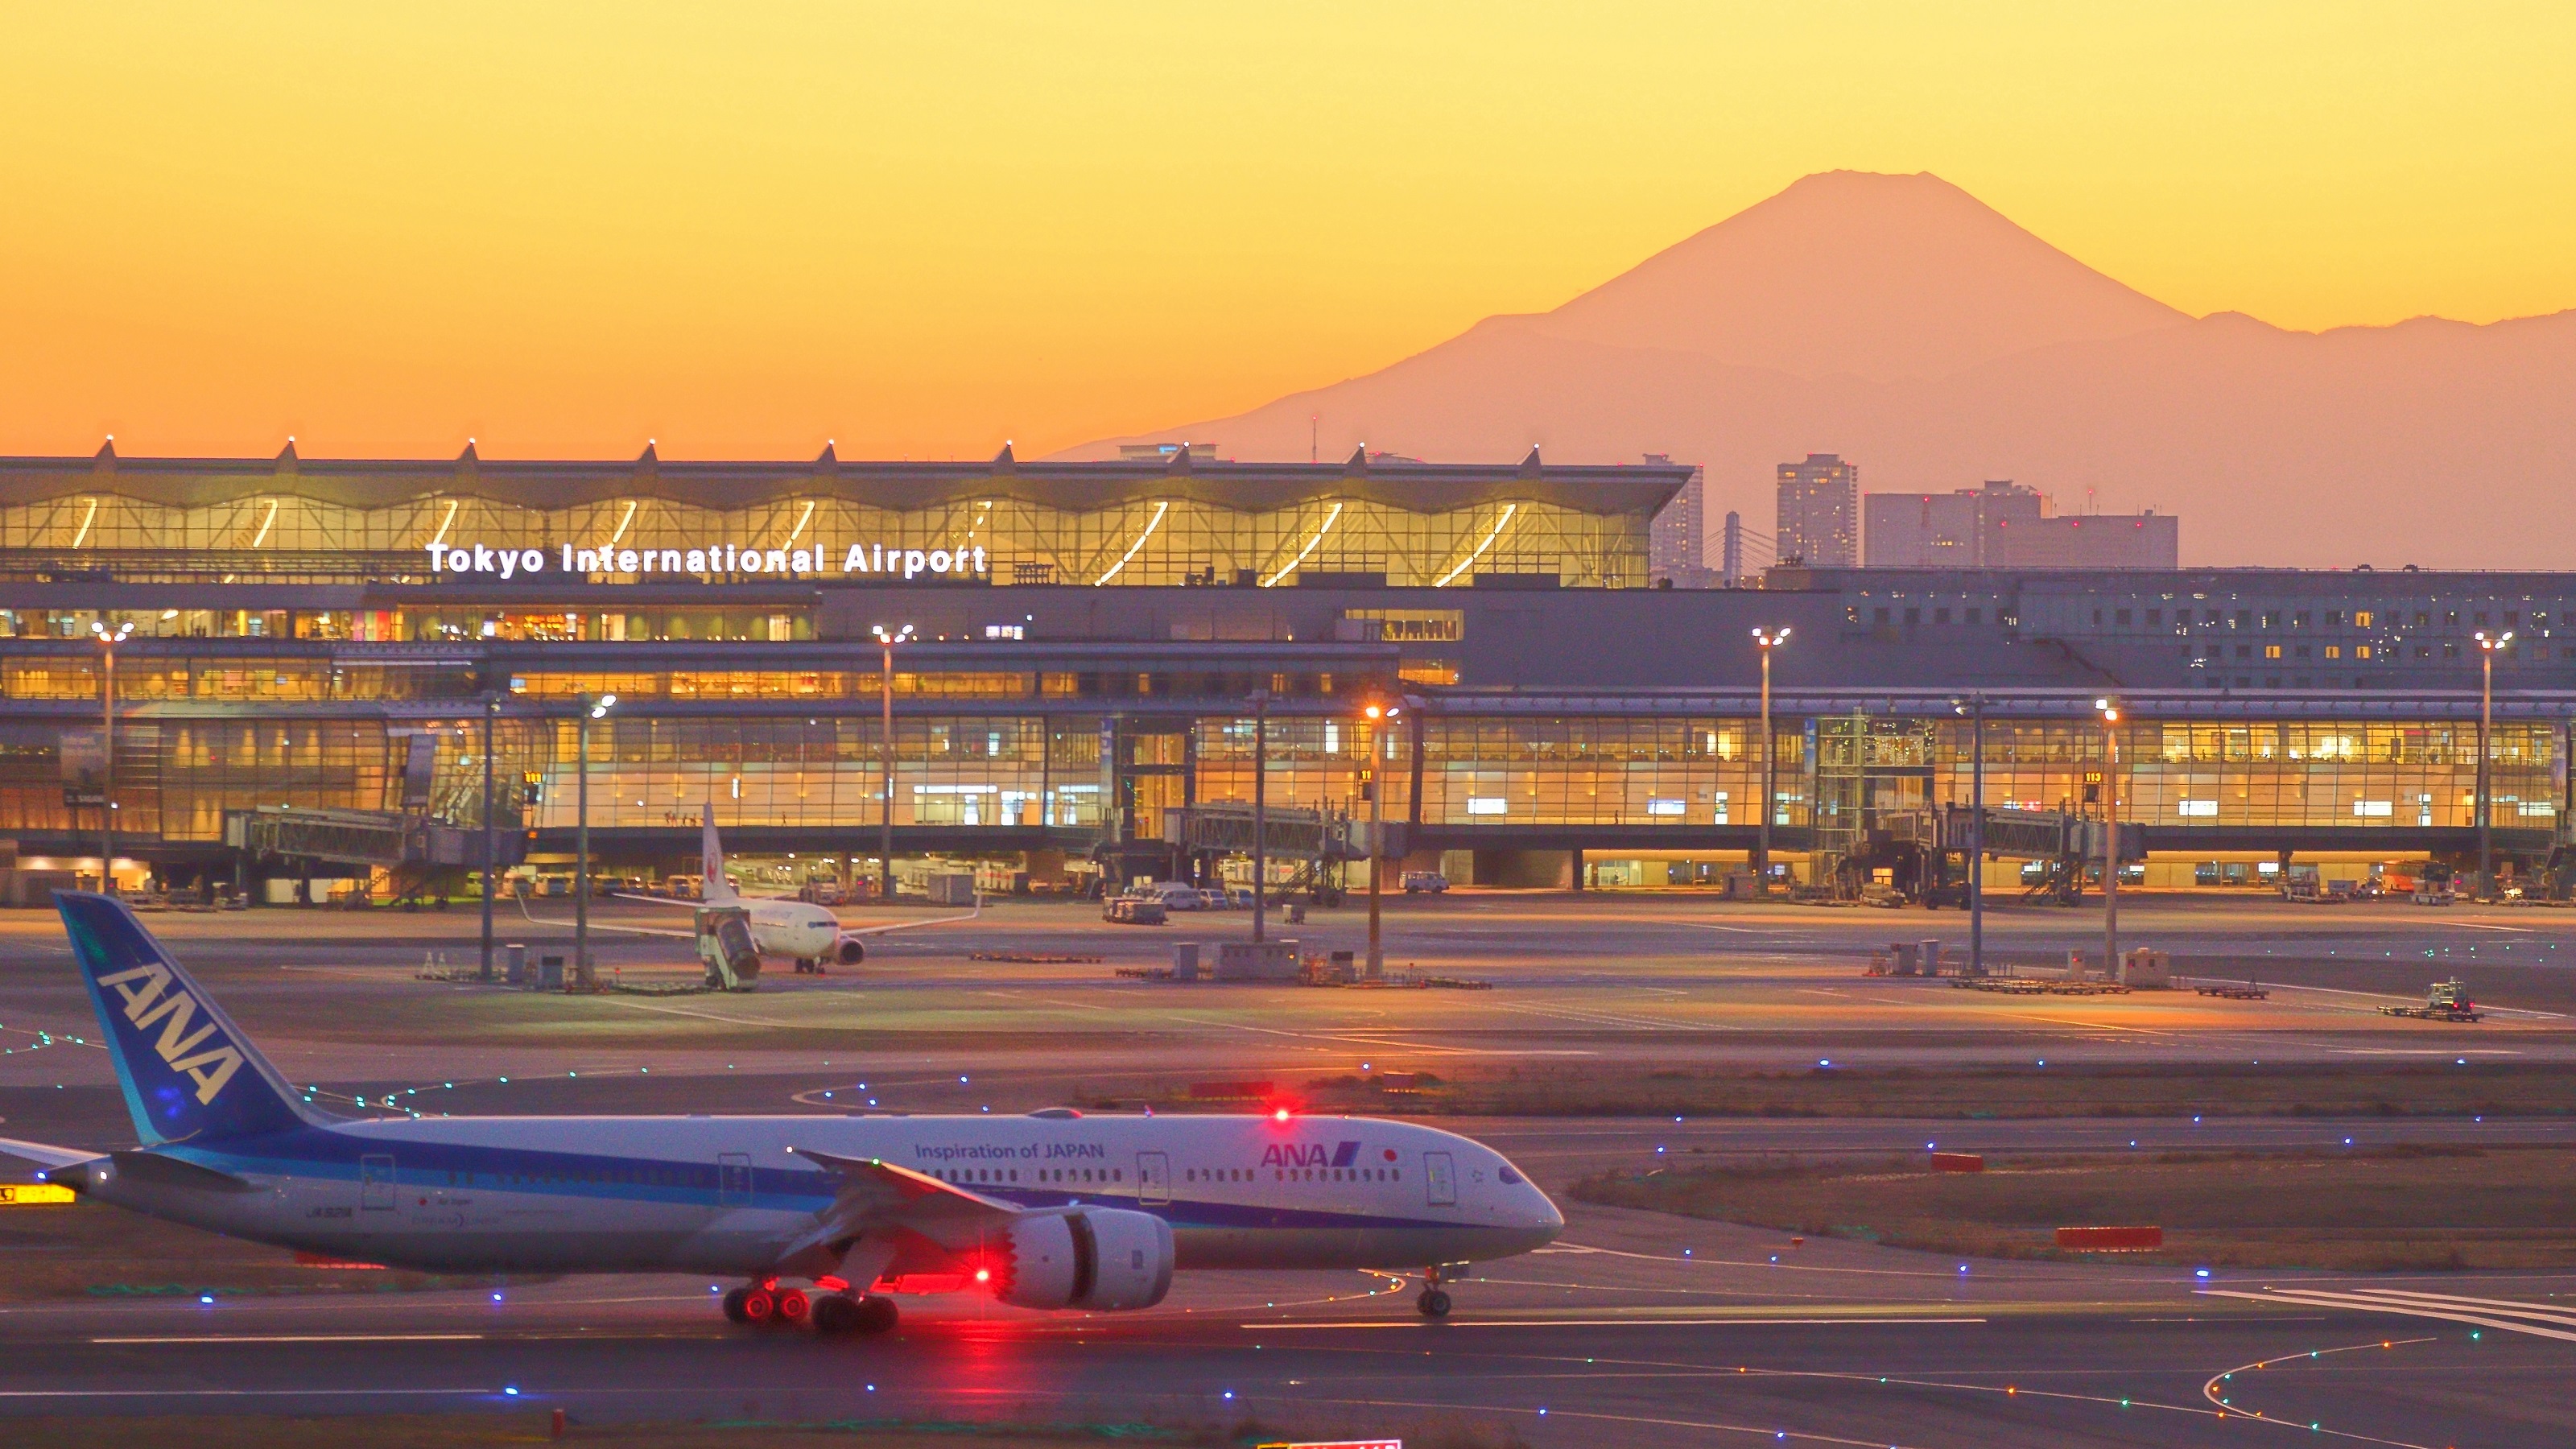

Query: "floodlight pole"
left=97, top=627, right=122, bottom=894
left=2098, top=698, right=2122, bottom=979
left=481, top=693, right=497, bottom=980
left=1955, top=694, right=1987, bottom=976
left=1360, top=700, right=1400, bottom=979
left=1249, top=688, right=1270, bottom=943
left=576, top=693, right=593, bottom=981
left=1752, top=629, right=1790, bottom=893
left=874, top=625, right=912, bottom=902
left=2475, top=631, right=2509, bottom=894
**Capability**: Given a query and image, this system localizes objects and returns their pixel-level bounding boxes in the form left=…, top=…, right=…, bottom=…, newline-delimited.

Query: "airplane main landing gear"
left=811, top=1294, right=899, bottom=1336
left=729, top=1278, right=895, bottom=1335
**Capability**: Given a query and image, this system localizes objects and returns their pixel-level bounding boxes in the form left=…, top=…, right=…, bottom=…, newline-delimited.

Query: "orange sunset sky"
left=3, top=2, right=2570, bottom=461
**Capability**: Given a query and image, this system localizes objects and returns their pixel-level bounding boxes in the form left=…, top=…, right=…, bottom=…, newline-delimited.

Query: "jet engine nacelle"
left=993, top=1208, right=1174, bottom=1311
left=833, top=935, right=866, bottom=965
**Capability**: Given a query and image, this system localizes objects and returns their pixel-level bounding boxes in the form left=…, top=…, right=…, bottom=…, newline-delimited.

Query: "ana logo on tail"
left=93, top=962, right=245, bottom=1104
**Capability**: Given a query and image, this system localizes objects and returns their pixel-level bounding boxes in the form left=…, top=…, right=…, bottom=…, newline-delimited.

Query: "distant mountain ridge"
left=1525, top=170, right=2190, bottom=380
left=1057, top=171, right=2576, bottom=569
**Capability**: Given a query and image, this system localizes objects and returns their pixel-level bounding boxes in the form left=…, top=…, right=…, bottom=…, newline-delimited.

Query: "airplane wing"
left=515, top=894, right=696, bottom=939
left=840, top=895, right=984, bottom=936
left=789, top=1146, right=1016, bottom=1220
left=774, top=1146, right=1021, bottom=1272
left=0, top=1135, right=106, bottom=1172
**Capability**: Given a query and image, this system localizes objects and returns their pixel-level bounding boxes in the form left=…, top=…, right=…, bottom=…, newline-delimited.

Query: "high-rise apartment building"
left=1645, top=454, right=1709, bottom=585
left=1776, top=453, right=1860, bottom=567
left=1863, top=479, right=2178, bottom=569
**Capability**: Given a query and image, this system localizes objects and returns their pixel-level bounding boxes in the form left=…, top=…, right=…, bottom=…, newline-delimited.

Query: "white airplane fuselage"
left=732, top=896, right=844, bottom=964
left=81, top=1110, right=1558, bottom=1279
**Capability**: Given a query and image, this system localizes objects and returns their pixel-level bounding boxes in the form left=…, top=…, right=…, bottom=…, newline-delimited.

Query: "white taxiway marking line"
left=2199, top=1289, right=2576, bottom=1342
left=0, top=1388, right=493, bottom=1399
left=589, top=997, right=800, bottom=1026
left=2338, top=1287, right=2576, bottom=1327
left=2204, top=979, right=2566, bottom=1019
left=1484, top=1001, right=1706, bottom=1031
left=2332, top=1047, right=2519, bottom=1055
left=1251, top=1316, right=1987, bottom=1329
left=88, top=1333, right=488, bottom=1344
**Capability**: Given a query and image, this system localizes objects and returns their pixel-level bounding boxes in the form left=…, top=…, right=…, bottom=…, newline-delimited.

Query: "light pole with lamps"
left=576, top=691, right=616, bottom=985
left=872, top=625, right=914, bottom=902
left=1360, top=697, right=1403, bottom=978
left=1951, top=693, right=1988, bottom=976
left=1248, top=687, right=1271, bottom=942
left=480, top=692, right=499, bottom=981
left=88, top=620, right=132, bottom=894
left=2095, top=696, right=2123, bottom=979
left=2474, top=630, right=2512, bottom=896
left=1750, top=627, right=1790, bottom=893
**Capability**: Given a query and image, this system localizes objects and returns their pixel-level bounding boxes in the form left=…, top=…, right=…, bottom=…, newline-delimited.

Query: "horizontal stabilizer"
left=0, top=1135, right=106, bottom=1172
left=107, top=1150, right=261, bottom=1195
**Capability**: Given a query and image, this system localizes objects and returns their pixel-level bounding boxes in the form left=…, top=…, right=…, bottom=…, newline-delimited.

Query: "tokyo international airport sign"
left=424, top=541, right=989, bottom=581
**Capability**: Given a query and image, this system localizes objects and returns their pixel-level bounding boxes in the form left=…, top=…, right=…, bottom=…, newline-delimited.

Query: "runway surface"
left=4, top=1199, right=2570, bottom=1447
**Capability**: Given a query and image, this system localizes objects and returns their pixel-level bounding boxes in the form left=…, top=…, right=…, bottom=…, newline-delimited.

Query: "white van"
left=1147, top=881, right=1208, bottom=911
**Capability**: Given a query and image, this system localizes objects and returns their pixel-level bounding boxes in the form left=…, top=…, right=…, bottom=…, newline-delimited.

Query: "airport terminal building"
left=2, top=444, right=2571, bottom=898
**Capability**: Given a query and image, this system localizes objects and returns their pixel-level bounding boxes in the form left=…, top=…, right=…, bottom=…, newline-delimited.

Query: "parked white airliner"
left=0, top=894, right=1560, bottom=1332
left=562, top=807, right=925, bottom=968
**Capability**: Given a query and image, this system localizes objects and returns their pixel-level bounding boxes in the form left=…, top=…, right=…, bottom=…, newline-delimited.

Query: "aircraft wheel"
left=855, top=1295, right=900, bottom=1335
left=774, top=1286, right=811, bottom=1323
left=1417, top=1289, right=1451, bottom=1319
left=810, top=1294, right=860, bottom=1335
left=740, top=1286, right=775, bottom=1324
left=721, top=1286, right=753, bottom=1323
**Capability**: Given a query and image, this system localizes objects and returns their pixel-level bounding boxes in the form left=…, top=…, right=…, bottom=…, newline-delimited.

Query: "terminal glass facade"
left=1938, top=720, right=2554, bottom=828
left=0, top=481, right=1656, bottom=590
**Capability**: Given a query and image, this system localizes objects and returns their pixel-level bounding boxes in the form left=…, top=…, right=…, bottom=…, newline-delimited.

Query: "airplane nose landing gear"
left=1416, top=1266, right=1454, bottom=1319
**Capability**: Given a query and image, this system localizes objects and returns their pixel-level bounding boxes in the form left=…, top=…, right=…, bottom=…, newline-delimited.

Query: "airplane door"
left=1423, top=1151, right=1456, bottom=1207
left=360, top=1154, right=397, bottom=1212
left=1137, top=1152, right=1170, bottom=1206
left=717, top=1152, right=753, bottom=1206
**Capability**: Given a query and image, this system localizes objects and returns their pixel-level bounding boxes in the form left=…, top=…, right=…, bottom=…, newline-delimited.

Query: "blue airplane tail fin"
left=56, top=892, right=317, bottom=1146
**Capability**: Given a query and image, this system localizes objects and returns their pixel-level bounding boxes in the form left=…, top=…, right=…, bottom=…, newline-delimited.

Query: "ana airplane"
left=0, top=894, right=1561, bottom=1333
